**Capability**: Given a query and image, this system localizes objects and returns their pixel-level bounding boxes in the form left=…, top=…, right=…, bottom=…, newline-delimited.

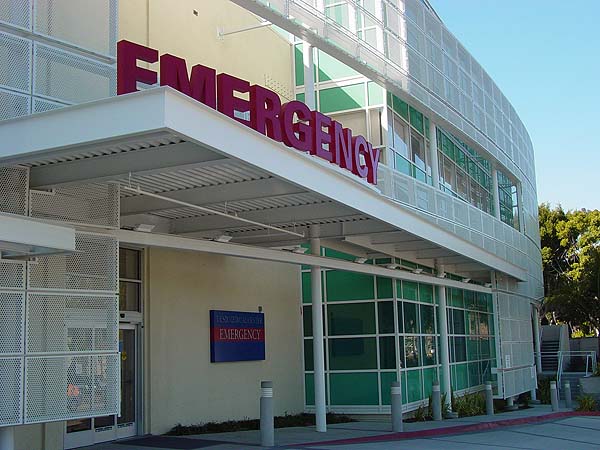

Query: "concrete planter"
left=579, top=376, right=600, bottom=402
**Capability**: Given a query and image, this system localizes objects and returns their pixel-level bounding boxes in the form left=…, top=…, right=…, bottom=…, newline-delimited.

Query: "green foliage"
left=413, top=404, right=428, bottom=422
left=451, top=392, right=486, bottom=417
left=576, top=394, right=598, bottom=412
left=537, top=375, right=556, bottom=404
left=539, top=204, right=600, bottom=334
left=427, top=391, right=451, bottom=418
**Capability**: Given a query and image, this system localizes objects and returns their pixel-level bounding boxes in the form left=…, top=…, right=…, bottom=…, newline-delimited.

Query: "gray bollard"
left=260, top=381, right=274, bottom=447
left=485, top=382, right=494, bottom=416
left=431, top=381, right=442, bottom=421
left=550, top=381, right=559, bottom=412
left=391, top=381, right=403, bottom=432
left=564, top=381, right=572, bottom=409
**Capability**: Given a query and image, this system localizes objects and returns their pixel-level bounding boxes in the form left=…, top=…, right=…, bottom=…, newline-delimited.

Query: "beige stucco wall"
left=119, top=0, right=294, bottom=101
left=14, top=422, right=63, bottom=450
left=144, top=248, right=303, bottom=435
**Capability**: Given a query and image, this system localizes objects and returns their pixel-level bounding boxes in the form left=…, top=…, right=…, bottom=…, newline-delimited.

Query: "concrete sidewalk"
left=83, top=404, right=600, bottom=450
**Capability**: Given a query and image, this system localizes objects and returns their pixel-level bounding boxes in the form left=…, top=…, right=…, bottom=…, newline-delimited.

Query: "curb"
left=292, top=411, right=600, bottom=447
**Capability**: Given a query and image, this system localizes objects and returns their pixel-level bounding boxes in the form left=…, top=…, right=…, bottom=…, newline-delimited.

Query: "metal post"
left=485, top=382, right=494, bottom=416
left=391, top=381, right=403, bottom=432
left=310, top=225, right=327, bottom=433
left=432, top=381, right=442, bottom=421
left=436, top=265, right=451, bottom=411
left=505, top=396, right=517, bottom=411
left=428, top=120, right=440, bottom=189
left=302, top=41, right=315, bottom=110
left=564, top=381, right=572, bottom=409
left=533, top=307, right=542, bottom=374
left=491, top=166, right=501, bottom=220
left=260, top=381, right=274, bottom=447
left=0, top=426, right=15, bottom=450
left=550, top=381, right=559, bottom=411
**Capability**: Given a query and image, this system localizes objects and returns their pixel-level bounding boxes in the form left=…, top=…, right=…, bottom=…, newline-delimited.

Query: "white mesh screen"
left=0, top=87, right=30, bottom=120
left=0, top=0, right=31, bottom=30
left=0, top=165, right=29, bottom=215
left=24, top=354, right=119, bottom=424
left=34, top=0, right=117, bottom=57
left=0, top=357, right=23, bottom=426
left=26, top=294, right=118, bottom=354
left=0, top=261, right=26, bottom=290
left=33, top=43, right=115, bottom=104
left=28, top=232, right=118, bottom=293
left=33, top=97, right=67, bottom=113
left=30, top=183, right=119, bottom=228
left=0, top=292, right=24, bottom=355
left=0, top=31, right=32, bottom=93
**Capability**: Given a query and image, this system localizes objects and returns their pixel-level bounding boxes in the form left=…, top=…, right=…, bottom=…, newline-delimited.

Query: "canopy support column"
left=436, top=264, right=452, bottom=410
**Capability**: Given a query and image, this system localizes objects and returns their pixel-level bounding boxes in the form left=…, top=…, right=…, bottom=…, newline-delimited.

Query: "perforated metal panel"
left=33, top=97, right=67, bottom=113
left=26, top=293, right=118, bottom=354
left=30, top=183, right=119, bottom=228
left=28, top=232, right=118, bottom=293
left=0, top=165, right=29, bottom=215
left=0, top=292, right=24, bottom=356
left=0, top=357, right=23, bottom=426
left=0, top=87, right=31, bottom=120
left=24, top=354, right=119, bottom=424
left=0, top=31, right=32, bottom=93
left=33, top=43, right=116, bottom=104
left=0, top=0, right=31, bottom=30
left=0, top=261, right=26, bottom=290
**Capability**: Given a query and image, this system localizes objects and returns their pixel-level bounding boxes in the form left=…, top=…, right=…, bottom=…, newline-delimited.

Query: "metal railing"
left=536, top=350, right=597, bottom=394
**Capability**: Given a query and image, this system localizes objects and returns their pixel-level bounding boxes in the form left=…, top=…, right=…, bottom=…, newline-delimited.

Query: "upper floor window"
left=119, top=248, right=142, bottom=312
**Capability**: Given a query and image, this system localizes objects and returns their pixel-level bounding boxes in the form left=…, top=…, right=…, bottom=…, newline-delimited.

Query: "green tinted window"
left=405, top=335, right=420, bottom=368
left=326, top=271, right=374, bottom=301
left=305, top=373, right=315, bottom=405
left=328, top=302, right=376, bottom=335
left=379, top=336, right=396, bottom=369
left=380, top=372, right=399, bottom=405
left=452, top=309, right=466, bottom=335
left=407, top=369, right=423, bottom=402
left=303, top=305, right=312, bottom=337
left=403, top=302, right=418, bottom=334
left=423, top=367, right=437, bottom=398
left=420, top=305, right=435, bottom=334
left=450, top=288, right=464, bottom=308
left=304, top=339, right=313, bottom=371
left=318, top=50, right=360, bottom=81
left=378, top=301, right=395, bottom=334
left=454, top=336, right=467, bottom=362
left=392, top=94, right=409, bottom=120
left=402, top=281, right=418, bottom=301
left=409, top=106, right=424, bottom=134
left=377, top=277, right=393, bottom=299
left=419, top=284, right=434, bottom=303
left=302, top=272, right=312, bottom=304
left=319, top=84, right=366, bottom=113
left=329, top=337, right=377, bottom=370
left=467, top=337, right=480, bottom=361
left=454, top=363, right=469, bottom=390
left=422, top=335, right=436, bottom=366
left=368, top=82, right=384, bottom=105
left=294, top=44, right=304, bottom=86
left=330, top=373, right=379, bottom=405
left=468, top=362, right=481, bottom=387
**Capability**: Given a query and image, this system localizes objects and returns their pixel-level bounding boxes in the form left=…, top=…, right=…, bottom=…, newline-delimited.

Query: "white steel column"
left=303, top=41, right=316, bottom=110
left=428, top=120, right=440, bottom=189
left=310, top=225, right=327, bottom=432
left=492, top=166, right=501, bottom=220
left=533, top=305, right=542, bottom=374
left=436, top=264, right=451, bottom=409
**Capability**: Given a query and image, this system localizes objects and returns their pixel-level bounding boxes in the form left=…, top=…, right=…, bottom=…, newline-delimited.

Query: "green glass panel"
left=368, top=82, right=384, bottom=105
left=403, top=302, right=418, bottom=334
left=468, top=362, right=481, bottom=387
left=455, top=363, right=469, bottom=390
left=409, top=106, right=424, bottom=134
left=327, top=302, right=376, bottom=335
left=449, top=288, right=464, bottom=308
left=392, top=94, right=409, bottom=120
left=467, top=337, right=480, bottom=361
left=375, top=257, right=392, bottom=265
left=330, top=373, right=379, bottom=406
left=380, top=372, right=398, bottom=405
left=415, top=168, right=427, bottom=183
left=296, top=92, right=305, bottom=103
left=395, top=153, right=411, bottom=175
left=407, top=369, right=423, bottom=403
left=402, top=281, right=418, bottom=301
left=378, top=301, right=395, bottom=334
left=463, top=290, right=475, bottom=309
left=423, top=367, right=436, bottom=398
left=396, top=301, right=404, bottom=333
left=319, top=84, right=365, bottom=113
left=379, top=336, right=396, bottom=369
left=303, top=305, right=313, bottom=337
left=490, top=337, right=496, bottom=359
left=302, top=272, right=312, bottom=304
left=324, top=247, right=356, bottom=261
left=326, top=271, right=375, bottom=301
left=478, top=313, right=490, bottom=336
left=421, top=335, right=436, bottom=366
left=467, top=311, right=479, bottom=335
left=305, top=373, right=314, bottom=405
left=304, top=339, right=313, bottom=371
left=476, top=292, right=488, bottom=311
left=329, top=337, right=377, bottom=370
left=424, top=116, right=430, bottom=137
left=420, top=305, right=435, bottom=334
left=419, top=284, right=434, bottom=303
left=318, top=50, right=360, bottom=81
left=377, top=277, right=393, bottom=299
left=488, top=314, right=495, bottom=335
left=404, top=335, right=420, bottom=368
left=452, top=308, right=466, bottom=335
left=294, top=44, right=304, bottom=86
left=454, top=336, right=467, bottom=362
left=480, top=360, right=492, bottom=383
left=480, top=337, right=490, bottom=359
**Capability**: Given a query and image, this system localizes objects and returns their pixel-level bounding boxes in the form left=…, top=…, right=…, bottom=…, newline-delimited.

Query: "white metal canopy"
left=0, top=87, right=526, bottom=282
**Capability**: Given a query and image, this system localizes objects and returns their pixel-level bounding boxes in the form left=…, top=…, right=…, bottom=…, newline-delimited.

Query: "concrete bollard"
left=550, top=381, right=559, bottom=412
left=431, top=381, right=442, bottom=421
left=564, top=381, right=572, bottom=409
left=260, top=381, right=274, bottom=447
left=391, top=381, right=403, bottom=432
left=485, top=382, right=494, bottom=416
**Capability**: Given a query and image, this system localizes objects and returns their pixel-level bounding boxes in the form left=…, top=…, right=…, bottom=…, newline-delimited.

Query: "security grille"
left=0, top=260, right=26, bottom=290
left=0, top=0, right=31, bottom=30
left=33, top=43, right=115, bottom=104
left=0, top=292, right=24, bottom=355
left=24, top=353, right=119, bottom=424
left=0, top=165, right=29, bottom=215
left=0, top=357, right=23, bottom=426
left=0, top=31, right=32, bottom=93
left=0, top=88, right=30, bottom=120
left=28, top=232, right=118, bottom=293
left=30, top=183, right=119, bottom=228
left=26, top=294, right=118, bottom=354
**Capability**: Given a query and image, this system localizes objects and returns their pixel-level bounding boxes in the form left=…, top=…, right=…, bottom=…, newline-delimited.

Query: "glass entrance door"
left=65, top=325, right=138, bottom=449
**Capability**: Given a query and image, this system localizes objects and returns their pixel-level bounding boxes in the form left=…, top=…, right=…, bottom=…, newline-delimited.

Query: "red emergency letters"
left=117, top=40, right=380, bottom=185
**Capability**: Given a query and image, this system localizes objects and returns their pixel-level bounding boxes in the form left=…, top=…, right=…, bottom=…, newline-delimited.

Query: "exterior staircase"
left=541, top=340, right=560, bottom=371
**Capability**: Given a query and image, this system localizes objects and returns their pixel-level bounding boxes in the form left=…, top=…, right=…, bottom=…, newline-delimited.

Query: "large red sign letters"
left=117, top=40, right=380, bottom=185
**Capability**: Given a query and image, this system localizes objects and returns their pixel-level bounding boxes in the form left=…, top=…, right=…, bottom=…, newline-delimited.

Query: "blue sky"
left=428, top=0, right=599, bottom=211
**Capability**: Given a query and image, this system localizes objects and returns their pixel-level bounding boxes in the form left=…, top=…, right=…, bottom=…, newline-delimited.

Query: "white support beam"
left=436, top=264, right=452, bottom=410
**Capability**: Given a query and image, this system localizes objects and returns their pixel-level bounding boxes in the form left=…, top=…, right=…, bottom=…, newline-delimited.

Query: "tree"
left=539, top=204, right=600, bottom=336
